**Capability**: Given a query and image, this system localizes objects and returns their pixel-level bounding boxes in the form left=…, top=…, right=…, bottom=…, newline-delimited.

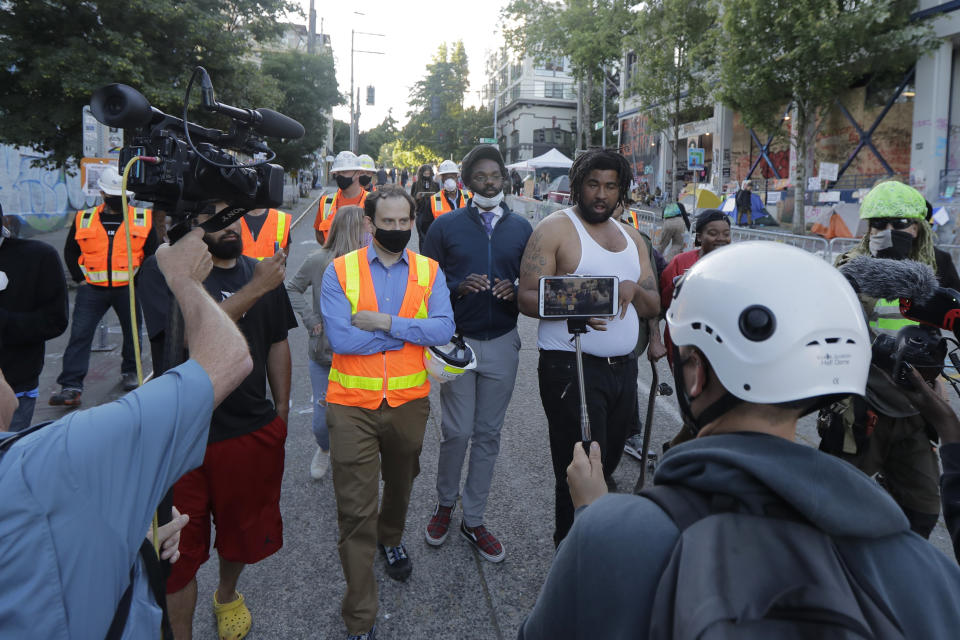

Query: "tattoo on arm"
left=521, top=231, right=547, bottom=277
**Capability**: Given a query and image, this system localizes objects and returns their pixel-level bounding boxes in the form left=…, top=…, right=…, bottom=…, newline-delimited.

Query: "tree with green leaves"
left=628, top=0, right=717, bottom=200
left=0, top=0, right=298, bottom=168
left=502, top=0, right=635, bottom=150
left=260, top=49, right=342, bottom=171
left=402, top=42, right=470, bottom=158
left=359, top=112, right=400, bottom=161
left=717, top=0, right=937, bottom=233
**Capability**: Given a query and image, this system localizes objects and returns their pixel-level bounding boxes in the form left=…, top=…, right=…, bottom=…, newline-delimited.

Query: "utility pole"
left=308, top=0, right=316, bottom=54
left=349, top=22, right=384, bottom=153
left=601, top=64, right=607, bottom=148
left=492, top=76, right=498, bottom=144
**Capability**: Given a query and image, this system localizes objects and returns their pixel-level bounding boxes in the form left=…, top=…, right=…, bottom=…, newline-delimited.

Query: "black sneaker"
left=49, top=388, right=82, bottom=406
left=623, top=434, right=644, bottom=460
left=121, top=372, right=139, bottom=391
left=378, top=542, right=412, bottom=581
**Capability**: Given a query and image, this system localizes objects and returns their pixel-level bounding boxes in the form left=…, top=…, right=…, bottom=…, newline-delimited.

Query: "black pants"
left=538, top=349, right=638, bottom=546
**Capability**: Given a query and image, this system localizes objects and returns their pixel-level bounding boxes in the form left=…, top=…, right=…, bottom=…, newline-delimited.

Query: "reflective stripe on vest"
left=430, top=190, right=468, bottom=218
left=869, top=298, right=919, bottom=333
left=316, top=190, right=368, bottom=232
left=241, top=209, right=290, bottom=260
left=75, top=205, right=152, bottom=286
left=327, top=246, right=436, bottom=409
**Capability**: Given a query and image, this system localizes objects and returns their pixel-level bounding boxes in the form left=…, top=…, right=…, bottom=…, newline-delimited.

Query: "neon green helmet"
left=859, top=181, right=926, bottom=220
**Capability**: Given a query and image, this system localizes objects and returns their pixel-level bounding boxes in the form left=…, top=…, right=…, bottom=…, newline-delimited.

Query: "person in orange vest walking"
left=49, top=166, right=158, bottom=405
left=315, top=151, right=369, bottom=245
left=240, top=207, right=290, bottom=260
left=415, top=159, right=470, bottom=238
left=320, top=185, right=455, bottom=640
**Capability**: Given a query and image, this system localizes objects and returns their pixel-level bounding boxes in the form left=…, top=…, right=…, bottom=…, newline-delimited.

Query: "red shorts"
left=167, top=416, right=287, bottom=593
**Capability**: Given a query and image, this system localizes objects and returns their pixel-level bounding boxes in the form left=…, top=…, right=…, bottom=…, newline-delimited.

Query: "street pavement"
left=28, top=188, right=956, bottom=639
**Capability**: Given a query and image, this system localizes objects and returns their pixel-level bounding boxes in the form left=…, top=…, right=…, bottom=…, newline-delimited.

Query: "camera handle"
left=567, top=319, right=592, bottom=446
left=167, top=203, right=252, bottom=243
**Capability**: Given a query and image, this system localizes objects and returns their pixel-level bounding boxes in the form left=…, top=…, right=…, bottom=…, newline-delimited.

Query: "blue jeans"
left=57, top=283, right=143, bottom=390
left=308, top=359, right=330, bottom=450
left=9, top=395, right=37, bottom=432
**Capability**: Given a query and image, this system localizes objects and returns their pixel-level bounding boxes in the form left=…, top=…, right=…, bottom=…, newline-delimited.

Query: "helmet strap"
left=671, top=344, right=744, bottom=436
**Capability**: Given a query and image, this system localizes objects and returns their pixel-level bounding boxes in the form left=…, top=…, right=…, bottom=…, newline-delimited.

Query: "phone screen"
left=539, top=276, right=618, bottom=318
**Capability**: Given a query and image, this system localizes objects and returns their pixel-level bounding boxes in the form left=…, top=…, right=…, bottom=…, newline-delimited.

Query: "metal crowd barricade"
left=828, top=237, right=860, bottom=263
left=729, top=225, right=831, bottom=261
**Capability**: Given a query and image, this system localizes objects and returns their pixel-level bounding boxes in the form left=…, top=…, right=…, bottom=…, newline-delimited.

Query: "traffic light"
left=366, top=86, right=375, bottom=106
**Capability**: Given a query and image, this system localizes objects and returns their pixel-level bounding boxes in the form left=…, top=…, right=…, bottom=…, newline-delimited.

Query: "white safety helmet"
left=667, top=242, right=869, bottom=416
left=423, top=335, right=478, bottom=383
left=97, top=166, right=134, bottom=198
left=357, top=154, right=377, bottom=172
left=331, top=151, right=362, bottom=174
left=437, top=160, right=460, bottom=176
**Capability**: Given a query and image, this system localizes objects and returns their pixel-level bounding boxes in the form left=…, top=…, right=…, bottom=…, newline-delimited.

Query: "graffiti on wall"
left=0, top=144, right=97, bottom=236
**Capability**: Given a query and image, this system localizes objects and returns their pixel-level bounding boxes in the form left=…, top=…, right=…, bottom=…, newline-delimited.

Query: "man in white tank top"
left=517, top=149, right=660, bottom=546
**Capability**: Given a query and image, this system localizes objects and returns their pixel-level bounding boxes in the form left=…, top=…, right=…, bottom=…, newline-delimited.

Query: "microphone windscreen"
left=253, top=108, right=305, bottom=139
left=838, top=256, right=937, bottom=304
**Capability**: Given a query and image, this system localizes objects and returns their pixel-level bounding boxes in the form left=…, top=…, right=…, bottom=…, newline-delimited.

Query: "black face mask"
left=358, top=175, right=372, bottom=187
left=876, top=229, right=915, bottom=261
left=373, top=227, right=411, bottom=254
left=104, top=196, right=124, bottom=212
left=335, top=174, right=354, bottom=191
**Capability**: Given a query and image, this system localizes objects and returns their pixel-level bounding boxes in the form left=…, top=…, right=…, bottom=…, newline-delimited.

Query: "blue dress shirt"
left=320, top=240, right=456, bottom=355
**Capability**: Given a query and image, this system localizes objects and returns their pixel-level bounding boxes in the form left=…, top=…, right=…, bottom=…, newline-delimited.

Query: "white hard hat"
left=423, top=335, right=478, bottom=383
left=97, top=166, right=134, bottom=198
left=331, top=151, right=362, bottom=174
left=357, top=154, right=376, bottom=172
left=667, top=242, right=869, bottom=405
left=437, top=160, right=459, bottom=175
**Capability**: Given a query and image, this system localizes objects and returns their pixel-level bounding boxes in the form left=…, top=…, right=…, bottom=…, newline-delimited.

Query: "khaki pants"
left=328, top=397, right=430, bottom=634
left=657, top=216, right=686, bottom=261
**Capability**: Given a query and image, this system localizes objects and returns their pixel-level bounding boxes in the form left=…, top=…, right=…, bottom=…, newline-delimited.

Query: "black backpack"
left=1, top=422, right=172, bottom=640
left=641, top=484, right=906, bottom=639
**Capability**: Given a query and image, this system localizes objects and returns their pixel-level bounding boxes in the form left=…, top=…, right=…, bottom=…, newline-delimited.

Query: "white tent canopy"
left=506, top=148, right=574, bottom=171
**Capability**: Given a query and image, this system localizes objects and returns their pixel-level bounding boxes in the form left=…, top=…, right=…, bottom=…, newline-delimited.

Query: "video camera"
left=90, top=67, right=304, bottom=239
left=871, top=325, right=948, bottom=387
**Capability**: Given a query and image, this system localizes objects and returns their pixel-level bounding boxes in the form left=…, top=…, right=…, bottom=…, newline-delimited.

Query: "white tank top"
left=537, top=209, right=642, bottom=356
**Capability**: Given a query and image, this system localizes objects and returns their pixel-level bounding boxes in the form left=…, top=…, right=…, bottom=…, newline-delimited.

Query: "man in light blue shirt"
left=320, top=186, right=454, bottom=640
left=0, top=229, right=253, bottom=639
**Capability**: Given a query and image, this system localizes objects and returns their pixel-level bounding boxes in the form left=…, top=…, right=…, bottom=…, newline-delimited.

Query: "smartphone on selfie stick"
left=538, top=276, right=620, bottom=451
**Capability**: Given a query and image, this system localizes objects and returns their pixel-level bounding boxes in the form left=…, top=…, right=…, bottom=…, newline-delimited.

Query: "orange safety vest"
left=240, top=209, right=290, bottom=260
left=74, top=204, right=152, bottom=286
left=429, top=190, right=470, bottom=219
left=314, top=190, right=368, bottom=233
left=327, top=246, right=438, bottom=410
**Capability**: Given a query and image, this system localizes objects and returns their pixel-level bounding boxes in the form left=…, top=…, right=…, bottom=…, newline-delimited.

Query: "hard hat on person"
left=331, top=151, right=362, bottom=174
left=437, top=160, right=459, bottom=176
left=357, top=154, right=376, bottom=172
left=423, top=335, right=478, bottom=383
left=667, top=242, right=869, bottom=409
left=859, top=181, right=927, bottom=220
left=97, top=166, right=134, bottom=198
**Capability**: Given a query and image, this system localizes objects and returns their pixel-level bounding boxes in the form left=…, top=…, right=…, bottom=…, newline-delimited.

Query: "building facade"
left=485, top=50, right=578, bottom=164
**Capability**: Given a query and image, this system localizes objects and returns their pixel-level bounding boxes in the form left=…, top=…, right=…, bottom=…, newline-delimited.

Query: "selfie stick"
left=567, top=319, right=592, bottom=443
left=633, top=360, right=658, bottom=493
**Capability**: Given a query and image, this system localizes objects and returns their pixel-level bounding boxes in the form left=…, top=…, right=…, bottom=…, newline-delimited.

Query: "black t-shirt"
left=136, top=255, right=298, bottom=442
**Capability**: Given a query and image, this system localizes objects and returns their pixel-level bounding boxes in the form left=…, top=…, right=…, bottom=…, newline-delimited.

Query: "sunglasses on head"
left=869, top=218, right=914, bottom=230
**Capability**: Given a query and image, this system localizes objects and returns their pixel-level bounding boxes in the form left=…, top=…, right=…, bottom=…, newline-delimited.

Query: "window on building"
left=625, top=52, right=638, bottom=94
left=510, top=61, right=523, bottom=81
left=536, top=57, right=565, bottom=73
left=510, top=84, right=521, bottom=102
left=511, top=130, right=520, bottom=148
left=545, top=82, right=566, bottom=99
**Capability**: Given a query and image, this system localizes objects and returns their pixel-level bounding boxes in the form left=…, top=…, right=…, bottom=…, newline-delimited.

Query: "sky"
left=295, top=0, right=509, bottom=133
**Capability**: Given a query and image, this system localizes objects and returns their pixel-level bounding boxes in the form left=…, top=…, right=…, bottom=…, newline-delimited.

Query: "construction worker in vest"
left=49, top=166, right=158, bottom=406
left=825, top=181, right=953, bottom=538
left=416, top=159, right=470, bottom=239
left=315, top=151, right=369, bottom=245
left=240, top=207, right=291, bottom=261
left=319, top=185, right=454, bottom=640
left=358, top=154, right=377, bottom=192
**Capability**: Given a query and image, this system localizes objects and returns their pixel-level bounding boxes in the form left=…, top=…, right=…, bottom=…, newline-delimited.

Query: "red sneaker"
left=425, top=503, right=454, bottom=546
left=460, top=523, right=505, bottom=563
